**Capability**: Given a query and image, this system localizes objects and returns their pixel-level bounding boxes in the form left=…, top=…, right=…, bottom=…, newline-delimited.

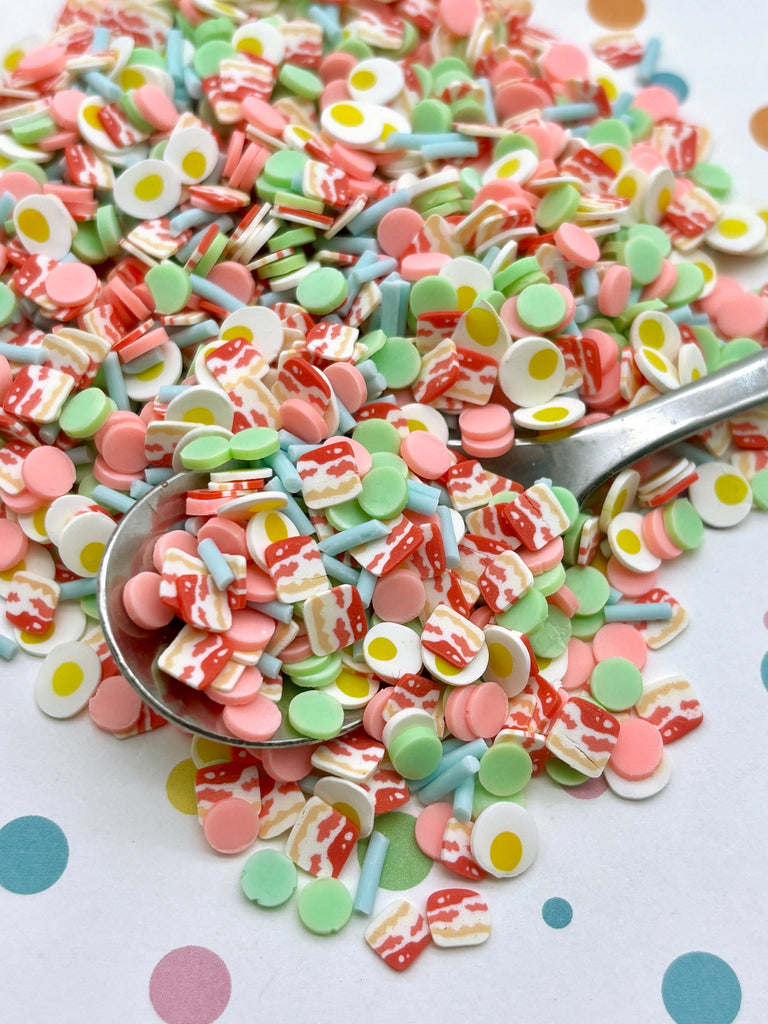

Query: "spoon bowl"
left=97, top=470, right=364, bottom=747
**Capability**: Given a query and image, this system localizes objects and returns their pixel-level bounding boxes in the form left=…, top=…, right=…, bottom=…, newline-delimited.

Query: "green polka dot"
left=278, top=63, right=322, bottom=99
left=564, top=565, right=611, bottom=615
left=369, top=337, right=421, bottom=388
left=750, top=468, right=768, bottom=510
left=288, top=690, right=344, bottom=740
left=297, top=877, right=352, bottom=934
left=179, top=435, right=232, bottom=471
left=0, top=282, right=17, bottom=326
left=351, top=417, right=402, bottom=455
left=263, top=149, right=309, bottom=188
left=624, top=235, right=665, bottom=286
left=358, top=465, right=408, bottom=519
left=545, top=757, right=590, bottom=787
left=479, top=742, right=533, bottom=796
left=691, top=161, right=732, bottom=199
left=241, top=849, right=297, bottom=908
left=229, top=427, right=280, bottom=461
left=493, top=132, right=539, bottom=159
left=664, top=261, right=705, bottom=306
left=494, top=587, right=548, bottom=634
left=590, top=656, right=643, bottom=711
left=59, top=388, right=115, bottom=439
left=532, top=562, right=566, bottom=596
left=528, top=605, right=572, bottom=658
left=193, top=39, right=236, bottom=79
left=627, top=223, right=672, bottom=257
left=411, top=98, right=452, bottom=133
left=325, top=498, right=369, bottom=532
left=516, top=282, right=567, bottom=333
left=472, top=781, right=525, bottom=817
left=388, top=726, right=443, bottom=780
left=718, top=337, right=762, bottom=367
left=356, top=812, right=432, bottom=889
left=296, top=267, right=348, bottom=315
left=165, top=758, right=198, bottom=815
left=662, top=498, right=705, bottom=549
left=145, top=262, right=191, bottom=315
left=587, top=117, right=632, bottom=149
left=570, top=609, right=606, bottom=640
left=535, top=183, right=580, bottom=231
left=409, top=275, right=458, bottom=317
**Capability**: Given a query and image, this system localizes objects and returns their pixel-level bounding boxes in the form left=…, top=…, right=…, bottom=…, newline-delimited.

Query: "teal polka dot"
left=542, top=897, right=572, bottom=929
left=0, top=816, right=69, bottom=894
left=761, top=650, right=768, bottom=691
left=662, top=952, right=741, bottom=1024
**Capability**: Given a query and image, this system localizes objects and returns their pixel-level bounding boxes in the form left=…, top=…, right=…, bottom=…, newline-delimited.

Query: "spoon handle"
left=558, top=347, right=768, bottom=497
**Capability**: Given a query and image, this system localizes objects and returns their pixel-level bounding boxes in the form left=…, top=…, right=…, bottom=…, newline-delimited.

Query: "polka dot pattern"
left=542, top=897, right=573, bottom=929
left=149, top=947, right=232, bottom=1024
left=661, top=952, right=742, bottom=1024
left=586, top=0, right=646, bottom=30
left=0, top=815, right=69, bottom=894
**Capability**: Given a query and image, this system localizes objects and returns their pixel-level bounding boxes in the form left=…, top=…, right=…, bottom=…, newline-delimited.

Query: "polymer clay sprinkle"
left=2, top=0, right=767, bottom=979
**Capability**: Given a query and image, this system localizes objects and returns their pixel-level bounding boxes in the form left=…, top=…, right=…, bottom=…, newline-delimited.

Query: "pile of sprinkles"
left=2, top=0, right=768, bottom=979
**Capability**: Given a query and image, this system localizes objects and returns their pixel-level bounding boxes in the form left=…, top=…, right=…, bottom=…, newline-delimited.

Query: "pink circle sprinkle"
left=149, top=946, right=231, bottom=1024
left=44, top=261, right=99, bottom=307
left=564, top=775, right=608, bottom=799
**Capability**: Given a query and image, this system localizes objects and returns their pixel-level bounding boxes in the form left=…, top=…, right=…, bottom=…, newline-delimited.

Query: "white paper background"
left=2, top=2, right=768, bottom=1022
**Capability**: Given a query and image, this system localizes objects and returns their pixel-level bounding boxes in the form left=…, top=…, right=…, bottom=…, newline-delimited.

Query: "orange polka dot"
left=587, top=0, right=646, bottom=30
left=749, top=106, right=768, bottom=149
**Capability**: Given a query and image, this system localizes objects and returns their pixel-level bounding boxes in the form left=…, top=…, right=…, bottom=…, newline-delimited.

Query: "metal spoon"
left=97, top=347, right=768, bottom=747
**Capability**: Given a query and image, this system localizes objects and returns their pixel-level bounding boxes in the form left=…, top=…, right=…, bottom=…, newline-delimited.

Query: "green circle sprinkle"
left=358, top=465, right=408, bottom=519
left=356, top=811, right=432, bottom=889
left=59, top=388, right=114, bottom=439
left=495, top=587, right=548, bottom=634
left=662, top=498, right=705, bottom=549
left=297, top=877, right=353, bottom=934
left=545, top=757, right=591, bottom=787
left=288, top=690, right=344, bottom=740
left=178, top=435, right=232, bottom=471
left=241, top=849, right=297, bottom=908
left=387, top=726, right=443, bottom=780
left=479, top=741, right=533, bottom=796
left=564, top=565, right=611, bottom=615
left=369, top=337, right=421, bottom=388
left=529, top=604, right=572, bottom=658
left=296, top=266, right=348, bottom=315
left=590, top=656, right=643, bottom=711
left=229, top=426, right=280, bottom=461
left=145, top=262, right=191, bottom=315
left=351, top=417, right=402, bottom=455
left=516, top=282, right=567, bottom=333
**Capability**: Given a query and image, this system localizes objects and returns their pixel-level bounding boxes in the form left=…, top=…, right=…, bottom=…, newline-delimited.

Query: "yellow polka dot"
left=134, top=174, right=164, bottom=203
left=488, top=641, right=514, bottom=678
left=195, top=738, right=232, bottom=765
left=17, top=208, right=50, bottom=244
left=333, top=801, right=360, bottom=829
left=182, top=406, right=215, bottom=424
left=264, top=512, right=289, bottom=543
left=407, top=419, right=427, bottom=431
left=532, top=406, right=568, bottom=423
left=3, top=48, right=24, bottom=72
left=21, top=621, right=55, bottom=645
left=368, top=636, right=397, bottom=661
left=80, top=541, right=105, bottom=574
left=616, top=528, right=641, bottom=555
left=465, top=306, right=499, bottom=346
left=182, top=150, right=207, bottom=179
left=52, top=661, right=83, bottom=697
left=714, top=473, right=748, bottom=505
left=165, top=758, right=198, bottom=815
left=82, top=103, right=104, bottom=131
left=616, top=175, right=637, bottom=199
left=456, top=285, right=476, bottom=311
left=498, top=157, right=521, bottom=177
left=718, top=218, right=749, bottom=239
left=528, top=348, right=558, bottom=381
left=434, top=655, right=461, bottom=676
left=32, top=506, right=48, bottom=537
left=237, top=37, right=263, bottom=57
left=334, top=669, right=370, bottom=699
left=350, top=69, right=376, bottom=90
left=120, top=67, right=146, bottom=91
left=136, top=361, right=164, bottom=382
left=489, top=830, right=522, bottom=872
left=332, top=103, right=364, bottom=128
left=642, top=348, right=668, bottom=372
left=221, top=325, right=253, bottom=343
left=638, top=318, right=664, bottom=348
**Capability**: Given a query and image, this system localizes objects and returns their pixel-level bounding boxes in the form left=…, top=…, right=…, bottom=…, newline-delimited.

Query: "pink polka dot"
left=149, top=946, right=231, bottom=1024
left=564, top=775, right=608, bottom=799
left=763, top=610, right=768, bottom=630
